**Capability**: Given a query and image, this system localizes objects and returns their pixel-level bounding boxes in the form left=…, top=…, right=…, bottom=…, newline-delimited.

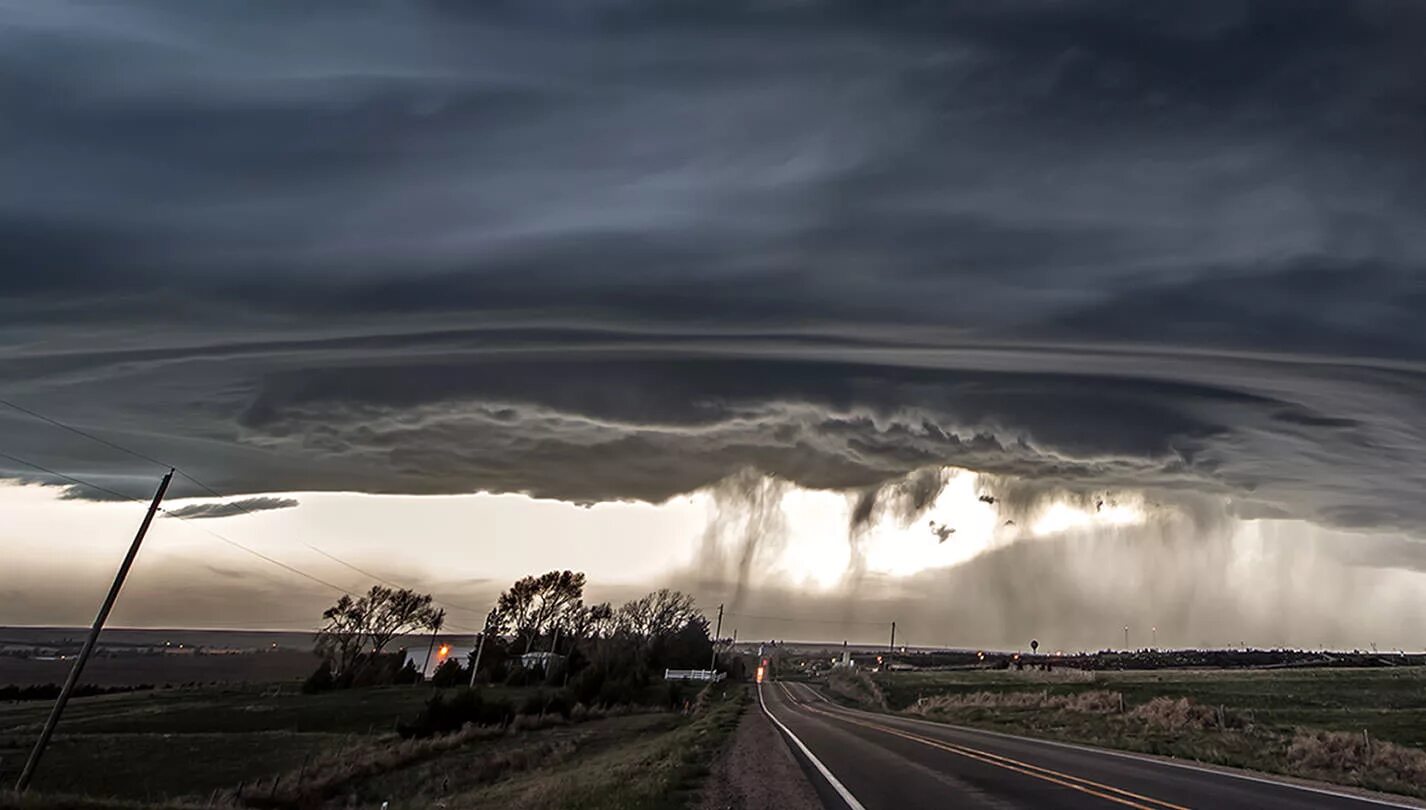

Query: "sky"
left=2, top=0, right=1425, bottom=649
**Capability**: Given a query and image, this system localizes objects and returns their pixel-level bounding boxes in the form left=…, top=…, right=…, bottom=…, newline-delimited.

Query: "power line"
left=302, top=544, right=487, bottom=616
left=0, top=447, right=354, bottom=595
left=0, top=397, right=488, bottom=623
left=0, top=448, right=483, bottom=633
left=723, top=610, right=890, bottom=626
left=0, top=450, right=147, bottom=503
left=0, top=398, right=172, bottom=471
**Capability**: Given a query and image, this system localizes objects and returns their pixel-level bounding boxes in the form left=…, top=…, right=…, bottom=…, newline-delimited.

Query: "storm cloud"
left=164, top=497, right=300, bottom=520
left=3, top=1, right=1425, bottom=539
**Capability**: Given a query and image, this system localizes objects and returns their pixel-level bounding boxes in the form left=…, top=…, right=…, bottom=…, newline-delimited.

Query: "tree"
left=615, top=589, right=711, bottom=673
left=493, top=570, right=586, bottom=652
left=566, top=601, right=615, bottom=643
left=314, top=594, right=368, bottom=677
left=315, top=586, right=444, bottom=678
left=617, top=589, right=701, bottom=644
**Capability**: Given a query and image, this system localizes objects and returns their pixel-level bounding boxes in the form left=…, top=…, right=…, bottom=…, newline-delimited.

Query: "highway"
left=759, top=680, right=1415, bottom=810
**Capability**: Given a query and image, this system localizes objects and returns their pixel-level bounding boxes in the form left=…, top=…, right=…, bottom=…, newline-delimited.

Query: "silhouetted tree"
left=315, top=585, right=443, bottom=679
left=493, top=570, right=586, bottom=652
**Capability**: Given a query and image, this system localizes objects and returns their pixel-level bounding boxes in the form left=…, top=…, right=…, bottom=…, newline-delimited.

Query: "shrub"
left=398, top=689, right=515, bottom=738
left=909, top=689, right=1123, bottom=716
left=596, top=676, right=641, bottom=707
left=519, top=689, right=548, bottom=716
left=301, top=661, right=335, bottom=694
left=570, top=665, right=605, bottom=706
left=544, top=691, right=573, bottom=719
left=393, top=659, right=422, bottom=685
left=826, top=667, right=887, bottom=710
left=1127, top=696, right=1224, bottom=731
left=1288, top=729, right=1426, bottom=785
left=430, top=657, right=466, bottom=687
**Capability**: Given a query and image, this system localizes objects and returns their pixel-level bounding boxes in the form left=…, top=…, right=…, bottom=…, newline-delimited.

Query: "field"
left=852, top=666, right=1426, bottom=798
left=0, top=681, right=745, bottom=808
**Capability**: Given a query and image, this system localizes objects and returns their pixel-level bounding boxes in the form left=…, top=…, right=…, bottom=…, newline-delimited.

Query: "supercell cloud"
left=2, top=0, right=1425, bottom=536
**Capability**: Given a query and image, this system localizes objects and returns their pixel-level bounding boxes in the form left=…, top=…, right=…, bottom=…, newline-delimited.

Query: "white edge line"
left=813, top=691, right=1421, bottom=810
left=759, top=682, right=869, bottom=810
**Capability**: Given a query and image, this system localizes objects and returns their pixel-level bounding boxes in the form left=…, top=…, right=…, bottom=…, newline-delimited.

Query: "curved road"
left=759, top=680, right=1417, bottom=810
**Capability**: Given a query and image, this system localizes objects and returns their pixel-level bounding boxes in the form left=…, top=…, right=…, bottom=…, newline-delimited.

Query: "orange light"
left=438, top=645, right=450, bottom=658
left=756, top=665, right=765, bottom=684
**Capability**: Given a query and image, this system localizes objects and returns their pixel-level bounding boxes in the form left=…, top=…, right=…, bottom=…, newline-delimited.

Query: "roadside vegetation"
left=2, top=570, right=744, bottom=808
left=838, top=666, right=1426, bottom=799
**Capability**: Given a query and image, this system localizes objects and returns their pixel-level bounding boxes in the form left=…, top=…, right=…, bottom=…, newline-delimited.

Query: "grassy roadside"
left=827, top=667, right=1426, bottom=800
left=447, top=681, right=747, bottom=810
left=1, top=681, right=747, bottom=810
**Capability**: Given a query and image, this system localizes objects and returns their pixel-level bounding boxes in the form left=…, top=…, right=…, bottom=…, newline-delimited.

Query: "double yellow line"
left=777, top=683, right=1189, bottom=810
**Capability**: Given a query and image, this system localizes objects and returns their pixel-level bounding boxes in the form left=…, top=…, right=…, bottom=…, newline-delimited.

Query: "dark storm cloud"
left=164, top=497, right=300, bottom=520
left=2, top=2, right=1425, bottom=535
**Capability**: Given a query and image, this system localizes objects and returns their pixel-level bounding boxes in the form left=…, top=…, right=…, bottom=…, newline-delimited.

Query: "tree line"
left=308, top=571, right=720, bottom=702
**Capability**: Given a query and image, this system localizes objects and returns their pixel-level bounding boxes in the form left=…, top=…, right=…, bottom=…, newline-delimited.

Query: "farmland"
left=844, top=666, right=1426, bottom=798
left=0, top=681, right=744, bottom=808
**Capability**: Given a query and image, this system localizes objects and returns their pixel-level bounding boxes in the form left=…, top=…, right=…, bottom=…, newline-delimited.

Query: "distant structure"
left=664, top=669, right=724, bottom=682
left=832, top=641, right=854, bottom=669
left=518, top=650, right=565, bottom=673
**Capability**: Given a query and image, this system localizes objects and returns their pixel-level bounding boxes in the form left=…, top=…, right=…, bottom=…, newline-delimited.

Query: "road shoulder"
left=698, top=689, right=826, bottom=810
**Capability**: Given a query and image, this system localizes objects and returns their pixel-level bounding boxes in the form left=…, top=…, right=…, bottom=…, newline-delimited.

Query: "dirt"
left=697, top=699, right=825, bottom=810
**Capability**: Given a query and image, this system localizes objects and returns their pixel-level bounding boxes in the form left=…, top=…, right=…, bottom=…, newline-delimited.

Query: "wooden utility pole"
left=420, top=626, right=440, bottom=684
left=468, top=609, right=496, bottom=688
left=709, top=603, right=724, bottom=671
left=16, top=470, right=172, bottom=792
left=468, top=632, right=486, bottom=688
left=889, top=621, right=896, bottom=652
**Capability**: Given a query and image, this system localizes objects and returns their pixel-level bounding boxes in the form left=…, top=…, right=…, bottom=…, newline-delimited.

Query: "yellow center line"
left=777, top=682, right=1190, bottom=810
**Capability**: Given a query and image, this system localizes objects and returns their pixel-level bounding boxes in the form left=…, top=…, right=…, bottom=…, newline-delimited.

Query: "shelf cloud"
left=2, top=0, right=1424, bottom=542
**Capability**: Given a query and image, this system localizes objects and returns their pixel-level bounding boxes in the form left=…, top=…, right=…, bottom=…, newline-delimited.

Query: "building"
left=518, top=650, right=565, bottom=672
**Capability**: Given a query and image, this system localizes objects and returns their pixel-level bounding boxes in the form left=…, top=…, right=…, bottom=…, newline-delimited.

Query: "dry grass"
left=825, top=669, right=887, bottom=710
left=449, top=682, right=747, bottom=810
left=233, top=711, right=596, bottom=808
left=1127, top=696, right=1231, bottom=731
left=895, top=684, right=1426, bottom=800
left=1288, top=729, right=1426, bottom=791
left=910, top=689, right=1122, bottom=715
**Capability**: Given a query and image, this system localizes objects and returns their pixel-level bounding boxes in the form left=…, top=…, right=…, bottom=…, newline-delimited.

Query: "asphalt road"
left=760, top=680, right=1417, bottom=810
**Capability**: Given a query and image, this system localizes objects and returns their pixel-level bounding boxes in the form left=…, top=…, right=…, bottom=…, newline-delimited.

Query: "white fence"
left=664, top=668, right=726, bottom=682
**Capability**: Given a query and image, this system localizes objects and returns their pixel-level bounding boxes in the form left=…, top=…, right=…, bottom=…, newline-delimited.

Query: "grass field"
left=856, top=666, right=1426, bottom=798
left=0, top=681, right=744, bottom=808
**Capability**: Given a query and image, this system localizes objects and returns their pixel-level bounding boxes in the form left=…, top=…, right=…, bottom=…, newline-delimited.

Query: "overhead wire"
left=0, top=398, right=487, bottom=630
left=0, top=447, right=484, bottom=633
left=723, top=610, right=891, bottom=626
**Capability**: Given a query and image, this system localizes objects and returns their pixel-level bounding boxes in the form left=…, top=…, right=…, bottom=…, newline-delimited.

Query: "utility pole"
left=16, top=470, right=172, bottom=792
left=889, top=621, right=896, bottom=652
left=420, top=627, right=440, bottom=684
left=468, top=609, right=496, bottom=688
left=709, top=603, right=724, bottom=671
left=1124, top=625, right=1130, bottom=650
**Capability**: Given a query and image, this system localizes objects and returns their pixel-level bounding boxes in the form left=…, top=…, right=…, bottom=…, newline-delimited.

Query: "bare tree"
left=617, top=588, right=701, bottom=643
left=315, top=586, right=443, bottom=676
left=315, top=594, right=367, bottom=676
left=566, top=601, right=616, bottom=642
left=494, top=570, right=586, bottom=652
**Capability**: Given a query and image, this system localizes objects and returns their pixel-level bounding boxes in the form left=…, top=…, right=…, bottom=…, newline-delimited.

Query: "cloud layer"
left=2, top=1, right=1425, bottom=538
